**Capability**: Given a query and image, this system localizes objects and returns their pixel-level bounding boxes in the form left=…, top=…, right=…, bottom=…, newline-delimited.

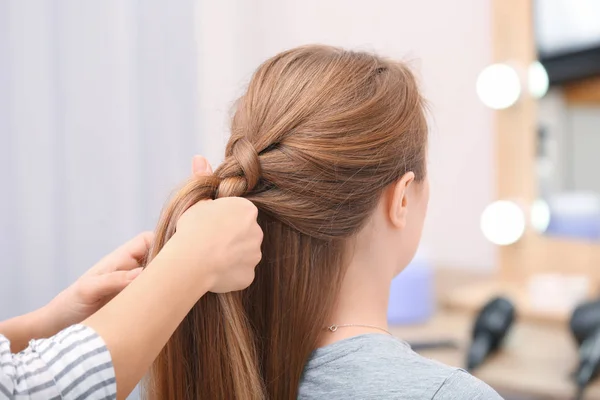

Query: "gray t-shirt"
left=299, top=334, right=503, bottom=399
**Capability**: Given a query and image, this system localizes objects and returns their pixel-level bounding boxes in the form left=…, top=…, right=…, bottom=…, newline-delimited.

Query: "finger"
left=192, top=155, right=213, bottom=177
left=122, top=231, right=154, bottom=262
left=111, top=231, right=154, bottom=271
left=90, top=231, right=154, bottom=274
left=85, top=268, right=143, bottom=299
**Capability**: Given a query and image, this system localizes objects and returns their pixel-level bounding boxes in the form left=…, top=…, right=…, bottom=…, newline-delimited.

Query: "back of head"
left=144, top=45, right=428, bottom=400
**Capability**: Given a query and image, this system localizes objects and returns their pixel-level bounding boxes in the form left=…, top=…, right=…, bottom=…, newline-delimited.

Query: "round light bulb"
left=476, top=64, right=521, bottom=109
left=528, top=61, right=549, bottom=99
left=530, top=198, right=551, bottom=233
left=480, top=200, right=526, bottom=245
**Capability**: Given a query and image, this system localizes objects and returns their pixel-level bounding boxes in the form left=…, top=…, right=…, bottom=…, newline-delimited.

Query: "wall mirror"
left=444, top=0, right=600, bottom=323
left=536, top=0, right=600, bottom=242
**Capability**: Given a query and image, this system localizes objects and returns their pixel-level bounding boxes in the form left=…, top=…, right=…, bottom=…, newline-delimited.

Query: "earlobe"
left=388, top=172, right=415, bottom=229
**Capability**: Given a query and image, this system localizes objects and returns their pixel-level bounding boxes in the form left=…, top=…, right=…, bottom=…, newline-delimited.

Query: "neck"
left=319, top=241, right=395, bottom=347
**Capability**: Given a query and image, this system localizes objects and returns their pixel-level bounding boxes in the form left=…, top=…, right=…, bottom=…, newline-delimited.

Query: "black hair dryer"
left=466, top=296, right=515, bottom=372
left=570, top=299, right=600, bottom=399
left=571, top=299, right=600, bottom=346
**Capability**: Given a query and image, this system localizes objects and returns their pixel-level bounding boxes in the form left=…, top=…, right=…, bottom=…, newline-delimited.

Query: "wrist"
left=2, top=306, right=62, bottom=352
left=154, top=234, right=216, bottom=296
left=35, top=301, right=69, bottom=337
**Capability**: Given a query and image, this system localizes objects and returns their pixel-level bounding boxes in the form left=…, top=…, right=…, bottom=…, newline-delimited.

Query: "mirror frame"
left=443, top=0, right=600, bottom=323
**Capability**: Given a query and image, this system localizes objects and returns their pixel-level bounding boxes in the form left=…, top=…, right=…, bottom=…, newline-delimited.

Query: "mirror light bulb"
left=528, top=61, right=549, bottom=99
left=480, top=200, right=526, bottom=245
left=530, top=199, right=551, bottom=233
left=476, top=64, right=521, bottom=109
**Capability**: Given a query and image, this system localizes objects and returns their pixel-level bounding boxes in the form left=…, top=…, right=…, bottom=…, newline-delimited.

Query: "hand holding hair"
left=0, top=231, right=154, bottom=353
left=0, top=155, right=264, bottom=400
left=83, top=155, right=264, bottom=399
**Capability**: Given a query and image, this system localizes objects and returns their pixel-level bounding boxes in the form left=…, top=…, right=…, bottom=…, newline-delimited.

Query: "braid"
left=215, top=137, right=263, bottom=198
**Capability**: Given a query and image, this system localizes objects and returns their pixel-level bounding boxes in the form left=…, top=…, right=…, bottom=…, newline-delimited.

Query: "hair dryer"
left=466, top=296, right=515, bottom=371
left=570, top=300, right=600, bottom=399
left=573, top=328, right=600, bottom=400
left=571, top=299, right=600, bottom=346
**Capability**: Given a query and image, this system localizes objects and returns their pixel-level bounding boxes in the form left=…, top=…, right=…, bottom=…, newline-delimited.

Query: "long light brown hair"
left=144, top=45, right=428, bottom=399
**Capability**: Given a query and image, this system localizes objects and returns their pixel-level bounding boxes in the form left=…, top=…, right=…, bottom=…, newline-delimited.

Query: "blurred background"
left=0, top=0, right=494, bottom=318
left=4, top=0, right=600, bottom=399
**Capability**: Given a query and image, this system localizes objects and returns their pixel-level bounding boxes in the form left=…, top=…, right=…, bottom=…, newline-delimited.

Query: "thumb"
left=192, top=155, right=213, bottom=177
left=87, top=267, right=143, bottom=298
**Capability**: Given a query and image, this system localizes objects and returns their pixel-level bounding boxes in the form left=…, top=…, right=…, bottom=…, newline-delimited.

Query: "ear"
left=388, top=172, right=415, bottom=229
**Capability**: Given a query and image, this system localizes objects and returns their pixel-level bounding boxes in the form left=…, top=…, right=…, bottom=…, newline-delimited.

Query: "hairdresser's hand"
left=186, top=156, right=263, bottom=293
left=47, top=231, right=154, bottom=331
left=53, top=153, right=207, bottom=322
left=50, top=154, right=209, bottom=327
left=166, top=155, right=262, bottom=293
left=179, top=154, right=262, bottom=292
left=1, top=232, right=154, bottom=352
left=172, top=198, right=263, bottom=293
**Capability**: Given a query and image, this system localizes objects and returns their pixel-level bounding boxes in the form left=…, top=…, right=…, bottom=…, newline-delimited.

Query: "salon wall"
left=196, top=0, right=496, bottom=270
left=0, top=0, right=200, bottom=319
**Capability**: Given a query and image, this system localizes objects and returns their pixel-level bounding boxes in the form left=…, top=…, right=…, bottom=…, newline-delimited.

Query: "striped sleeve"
left=0, top=324, right=116, bottom=400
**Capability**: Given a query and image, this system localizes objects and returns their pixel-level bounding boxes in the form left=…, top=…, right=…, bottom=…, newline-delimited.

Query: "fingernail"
left=193, top=156, right=211, bottom=174
left=126, top=267, right=143, bottom=281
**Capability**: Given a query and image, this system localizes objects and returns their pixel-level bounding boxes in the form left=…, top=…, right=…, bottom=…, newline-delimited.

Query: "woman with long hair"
left=144, top=45, right=502, bottom=399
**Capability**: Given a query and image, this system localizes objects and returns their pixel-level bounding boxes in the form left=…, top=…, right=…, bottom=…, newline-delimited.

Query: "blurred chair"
left=546, top=192, right=600, bottom=240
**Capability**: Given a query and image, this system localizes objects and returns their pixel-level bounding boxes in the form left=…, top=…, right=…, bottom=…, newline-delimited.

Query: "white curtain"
left=0, top=0, right=201, bottom=320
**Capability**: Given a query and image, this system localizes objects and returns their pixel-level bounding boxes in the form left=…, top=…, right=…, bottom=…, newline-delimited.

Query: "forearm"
left=0, top=305, right=62, bottom=353
left=83, top=237, right=213, bottom=400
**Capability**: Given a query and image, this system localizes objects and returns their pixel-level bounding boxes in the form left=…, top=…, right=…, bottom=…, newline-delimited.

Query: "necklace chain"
left=327, top=323, right=393, bottom=336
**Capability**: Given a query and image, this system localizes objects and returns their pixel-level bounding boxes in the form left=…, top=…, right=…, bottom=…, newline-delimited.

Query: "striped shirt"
left=0, top=324, right=116, bottom=399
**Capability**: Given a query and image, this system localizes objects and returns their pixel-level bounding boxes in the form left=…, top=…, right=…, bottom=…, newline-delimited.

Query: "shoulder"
left=300, top=334, right=501, bottom=399
left=432, top=369, right=503, bottom=400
